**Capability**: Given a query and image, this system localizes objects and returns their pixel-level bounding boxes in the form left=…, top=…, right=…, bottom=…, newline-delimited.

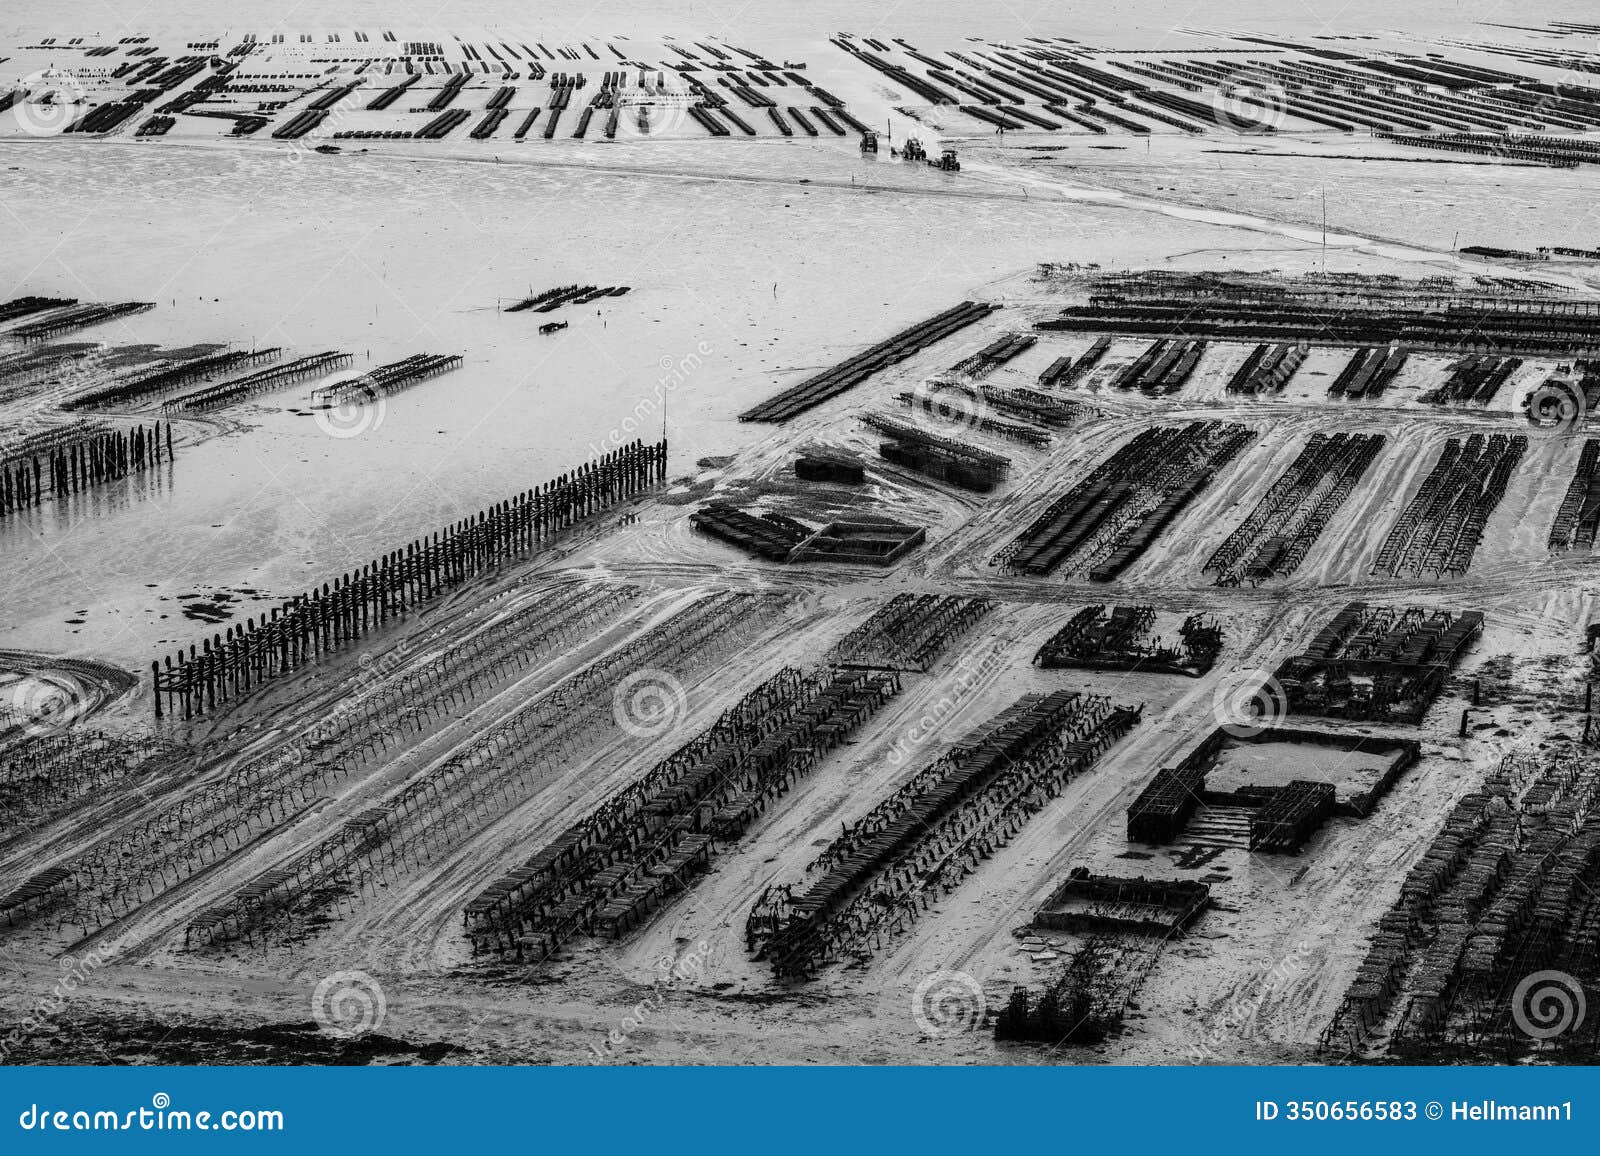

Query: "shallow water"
left=10, top=0, right=1585, bottom=46
left=1, top=2, right=1593, bottom=668
left=0, top=135, right=1284, bottom=663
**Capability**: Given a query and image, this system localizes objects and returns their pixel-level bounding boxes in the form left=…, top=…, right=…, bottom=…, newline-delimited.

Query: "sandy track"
left=4, top=110, right=1600, bottom=1063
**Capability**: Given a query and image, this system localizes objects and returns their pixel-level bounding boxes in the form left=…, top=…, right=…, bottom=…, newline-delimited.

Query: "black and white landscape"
left=2, top=3, right=1599, bottom=1065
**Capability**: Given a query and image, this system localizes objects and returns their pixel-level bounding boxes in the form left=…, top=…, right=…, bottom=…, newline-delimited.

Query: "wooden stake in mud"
left=150, top=438, right=668, bottom=717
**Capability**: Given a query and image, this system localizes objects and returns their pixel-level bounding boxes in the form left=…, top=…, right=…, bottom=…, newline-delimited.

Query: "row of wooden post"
left=152, top=438, right=666, bottom=719
left=0, top=423, right=172, bottom=517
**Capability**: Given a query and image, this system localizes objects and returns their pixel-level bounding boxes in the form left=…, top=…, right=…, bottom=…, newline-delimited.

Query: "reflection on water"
left=0, top=138, right=1276, bottom=663
left=6, top=0, right=1573, bottom=663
